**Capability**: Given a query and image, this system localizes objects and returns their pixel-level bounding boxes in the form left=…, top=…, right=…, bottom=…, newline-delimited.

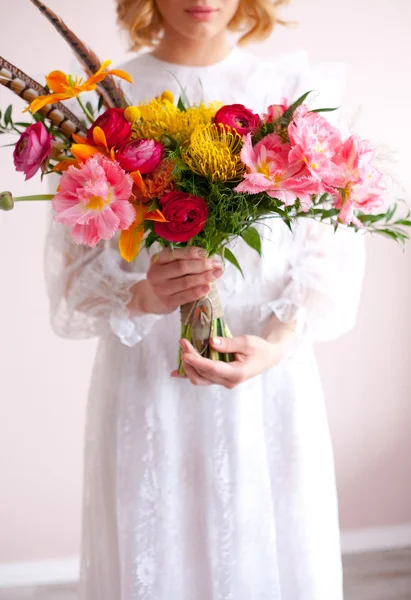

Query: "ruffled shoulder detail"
left=245, top=48, right=346, bottom=115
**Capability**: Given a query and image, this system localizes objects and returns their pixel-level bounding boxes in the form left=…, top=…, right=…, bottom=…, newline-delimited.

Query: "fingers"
left=164, top=285, right=212, bottom=308
left=180, top=361, right=214, bottom=386
left=161, top=258, right=221, bottom=280
left=209, top=334, right=256, bottom=355
left=163, top=268, right=223, bottom=295
left=153, top=246, right=207, bottom=265
left=179, top=340, right=245, bottom=389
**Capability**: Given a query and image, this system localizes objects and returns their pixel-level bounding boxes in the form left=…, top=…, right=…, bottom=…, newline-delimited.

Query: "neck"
left=153, top=28, right=232, bottom=67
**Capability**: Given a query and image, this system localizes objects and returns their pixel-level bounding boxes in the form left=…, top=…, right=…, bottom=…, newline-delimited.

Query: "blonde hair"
left=116, top=0, right=288, bottom=51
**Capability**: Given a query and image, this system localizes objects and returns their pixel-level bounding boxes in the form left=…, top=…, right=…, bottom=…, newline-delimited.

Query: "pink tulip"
left=263, top=99, right=289, bottom=123
left=52, top=154, right=135, bottom=247
left=288, top=107, right=342, bottom=182
left=330, top=136, right=385, bottom=223
left=234, top=133, right=321, bottom=209
left=13, top=122, right=53, bottom=181
left=116, top=139, right=164, bottom=174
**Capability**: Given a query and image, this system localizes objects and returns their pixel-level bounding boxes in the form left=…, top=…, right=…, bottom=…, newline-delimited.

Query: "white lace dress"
left=46, top=49, right=365, bottom=600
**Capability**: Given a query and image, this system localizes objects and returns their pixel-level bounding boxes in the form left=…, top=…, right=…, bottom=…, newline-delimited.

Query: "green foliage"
left=241, top=226, right=262, bottom=256
left=221, top=247, right=244, bottom=277
left=310, top=107, right=339, bottom=113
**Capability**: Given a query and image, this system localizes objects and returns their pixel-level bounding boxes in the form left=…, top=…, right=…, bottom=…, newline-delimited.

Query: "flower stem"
left=76, top=96, right=94, bottom=124
left=14, top=195, right=54, bottom=202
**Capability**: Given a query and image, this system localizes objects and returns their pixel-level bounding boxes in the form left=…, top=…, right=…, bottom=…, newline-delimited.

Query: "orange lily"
left=24, top=60, right=133, bottom=114
left=53, top=158, right=79, bottom=173
left=119, top=170, right=167, bottom=262
left=119, top=203, right=167, bottom=262
left=69, top=128, right=116, bottom=163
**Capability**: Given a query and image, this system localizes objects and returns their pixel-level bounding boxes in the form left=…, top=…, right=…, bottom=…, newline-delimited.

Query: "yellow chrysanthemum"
left=181, top=123, right=245, bottom=183
left=131, top=98, right=223, bottom=144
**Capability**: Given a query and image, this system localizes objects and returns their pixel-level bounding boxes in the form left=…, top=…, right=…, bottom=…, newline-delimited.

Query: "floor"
left=0, top=548, right=410, bottom=599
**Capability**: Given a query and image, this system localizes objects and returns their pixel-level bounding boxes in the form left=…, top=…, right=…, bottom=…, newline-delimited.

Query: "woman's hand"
left=128, top=247, right=224, bottom=316
left=172, top=317, right=297, bottom=388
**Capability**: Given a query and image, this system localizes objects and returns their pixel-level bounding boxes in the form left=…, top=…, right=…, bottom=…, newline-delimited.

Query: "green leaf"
left=310, top=107, right=339, bottom=113
left=177, top=95, right=187, bottom=112
left=86, top=101, right=94, bottom=118
left=394, top=219, right=411, bottom=227
left=384, top=204, right=397, bottom=222
left=98, top=94, right=105, bottom=112
left=320, top=208, right=340, bottom=220
left=222, top=247, right=244, bottom=277
left=4, top=105, right=12, bottom=126
left=377, top=229, right=408, bottom=243
left=241, top=226, right=262, bottom=255
left=356, top=213, right=386, bottom=224
left=282, top=91, right=312, bottom=123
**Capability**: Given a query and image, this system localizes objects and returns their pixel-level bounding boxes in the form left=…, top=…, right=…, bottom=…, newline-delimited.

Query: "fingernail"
left=179, top=340, right=185, bottom=349
left=211, top=259, right=222, bottom=268
left=198, top=249, right=208, bottom=258
left=212, top=337, right=222, bottom=346
left=212, top=268, right=223, bottom=278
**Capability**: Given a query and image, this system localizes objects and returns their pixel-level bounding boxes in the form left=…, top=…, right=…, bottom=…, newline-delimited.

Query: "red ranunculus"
left=116, top=139, right=164, bottom=174
left=214, top=104, right=262, bottom=136
left=154, top=191, right=208, bottom=243
left=87, top=108, right=132, bottom=149
left=13, top=122, right=53, bottom=181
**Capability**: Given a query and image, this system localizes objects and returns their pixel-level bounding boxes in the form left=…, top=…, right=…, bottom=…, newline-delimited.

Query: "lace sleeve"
left=45, top=210, right=163, bottom=347
left=265, top=220, right=365, bottom=341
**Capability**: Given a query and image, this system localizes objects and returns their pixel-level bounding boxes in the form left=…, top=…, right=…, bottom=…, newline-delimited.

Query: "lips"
left=186, top=6, right=218, bottom=15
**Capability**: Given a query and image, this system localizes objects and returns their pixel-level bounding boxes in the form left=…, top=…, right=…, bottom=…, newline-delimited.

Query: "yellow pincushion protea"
left=131, top=96, right=223, bottom=145
left=182, top=123, right=245, bottom=183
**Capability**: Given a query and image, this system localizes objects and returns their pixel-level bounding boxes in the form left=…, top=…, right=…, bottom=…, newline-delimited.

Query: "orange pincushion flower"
left=145, top=159, right=177, bottom=199
left=25, top=60, right=133, bottom=115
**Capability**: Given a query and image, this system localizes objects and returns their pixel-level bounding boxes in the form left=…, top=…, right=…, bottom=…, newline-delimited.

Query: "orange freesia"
left=119, top=200, right=167, bottom=262
left=24, top=60, right=133, bottom=114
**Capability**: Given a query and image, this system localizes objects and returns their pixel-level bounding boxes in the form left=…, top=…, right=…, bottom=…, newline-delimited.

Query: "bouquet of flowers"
left=1, top=0, right=410, bottom=373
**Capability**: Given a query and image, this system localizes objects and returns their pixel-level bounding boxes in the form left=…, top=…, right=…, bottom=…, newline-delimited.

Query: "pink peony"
left=263, top=98, right=289, bottom=123
left=13, top=122, right=53, bottom=180
left=234, top=133, right=322, bottom=209
left=116, top=139, right=164, bottom=174
left=52, top=154, right=135, bottom=247
left=214, top=104, right=262, bottom=136
left=288, top=107, right=343, bottom=183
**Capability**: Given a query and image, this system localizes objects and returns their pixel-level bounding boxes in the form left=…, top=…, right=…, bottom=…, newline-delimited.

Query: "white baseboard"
left=0, top=557, right=79, bottom=588
left=1, top=525, right=411, bottom=588
left=341, top=523, right=411, bottom=554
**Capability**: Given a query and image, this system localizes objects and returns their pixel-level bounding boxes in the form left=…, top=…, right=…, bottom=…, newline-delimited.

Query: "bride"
left=46, top=0, right=365, bottom=598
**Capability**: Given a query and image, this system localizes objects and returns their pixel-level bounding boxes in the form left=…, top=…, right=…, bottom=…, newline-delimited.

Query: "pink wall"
left=0, top=0, right=410, bottom=563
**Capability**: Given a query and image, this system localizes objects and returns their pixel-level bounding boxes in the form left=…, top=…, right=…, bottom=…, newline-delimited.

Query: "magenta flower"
left=116, top=139, right=164, bottom=174
left=13, top=122, right=53, bottom=180
left=214, top=104, right=262, bottom=136
left=234, top=133, right=321, bottom=209
left=52, top=154, right=135, bottom=247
